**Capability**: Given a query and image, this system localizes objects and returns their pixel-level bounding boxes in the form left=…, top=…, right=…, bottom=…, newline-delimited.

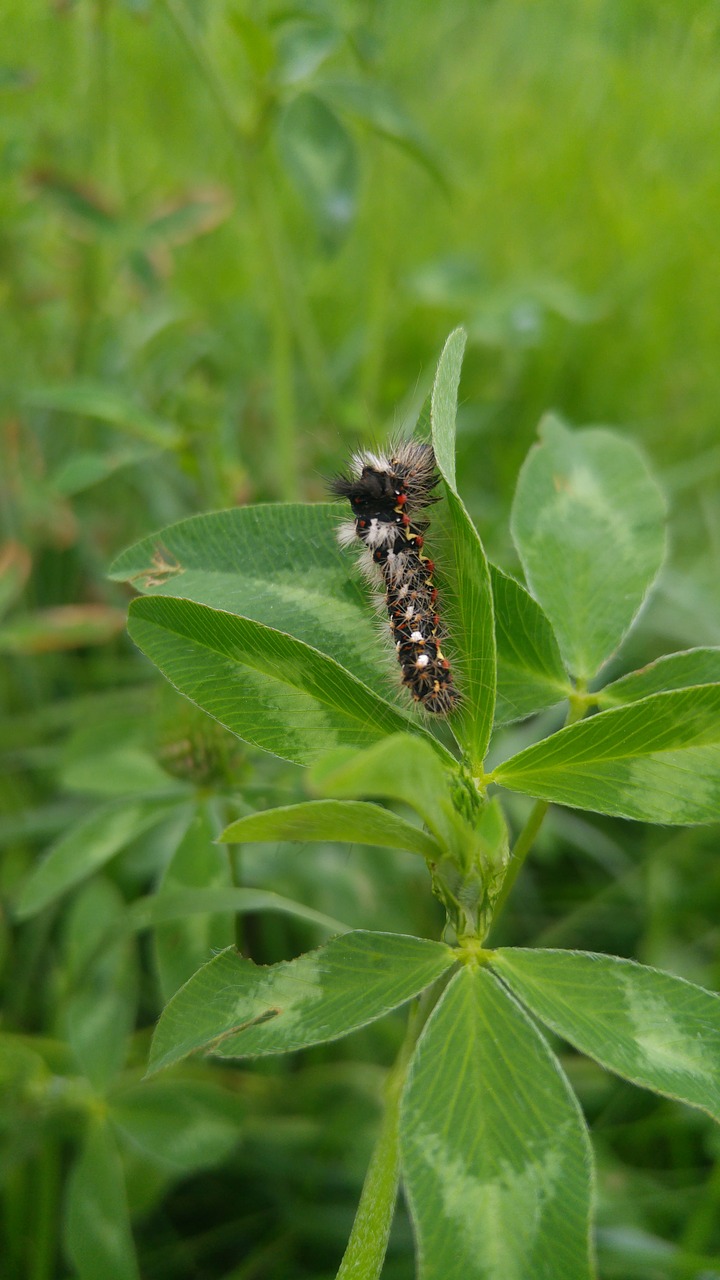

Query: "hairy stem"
left=335, top=973, right=452, bottom=1278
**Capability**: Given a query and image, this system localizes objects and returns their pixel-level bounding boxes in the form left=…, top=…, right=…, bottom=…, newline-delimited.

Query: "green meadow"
left=2, top=3, right=720, bottom=1277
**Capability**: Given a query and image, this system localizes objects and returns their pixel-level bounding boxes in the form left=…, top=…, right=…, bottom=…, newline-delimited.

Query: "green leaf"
left=110, top=1079, right=244, bottom=1174
left=60, top=745, right=177, bottom=797
left=153, top=803, right=233, bottom=1002
left=322, top=78, right=448, bottom=191
left=52, top=445, right=161, bottom=497
left=597, top=1227, right=711, bottom=1277
left=0, top=65, right=34, bottom=91
left=336, top=1081, right=401, bottom=1280
left=110, top=498, right=490, bottom=766
left=33, top=170, right=118, bottom=234
left=219, top=799, right=442, bottom=861
left=310, top=735, right=474, bottom=865
left=413, top=389, right=432, bottom=440
left=0, top=1037, right=49, bottom=1119
left=26, top=382, right=182, bottom=448
left=475, top=795, right=510, bottom=911
left=492, top=949, right=720, bottom=1123
left=492, top=684, right=720, bottom=823
left=598, top=647, right=720, bottom=708
left=314, top=741, right=504, bottom=938
left=428, top=329, right=496, bottom=765
left=278, top=92, right=358, bottom=248
left=142, top=188, right=232, bottom=245
left=228, top=11, right=276, bottom=77
left=0, top=605, right=126, bottom=654
left=400, top=966, right=595, bottom=1280
left=109, top=504, right=424, bottom=717
left=129, top=886, right=347, bottom=937
left=63, top=880, right=138, bottom=1089
left=148, top=931, right=455, bottom=1074
left=276, top=20, right=340, bottom=84
left=490, top=564, right=570, bottom=724
left=0, top=540, right=31, bottom=620
left=65, top=1121, right=140, bottom=1280
left=434, top=486, right=496, bottom=769
left=510, top=415, right=667, bottom=680
left=430, top=326, right=466, bottom=494
left=15, top=798, right=183, bottom=920
left=0, top=801, right=87, bottom=849
left=128, top=596, right=430, bottom=768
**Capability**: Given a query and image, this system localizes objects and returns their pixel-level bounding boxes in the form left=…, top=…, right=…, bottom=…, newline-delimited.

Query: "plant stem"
left=161, top=0, right=335, bottom=487
left=488, top=690, right=589, bottom=939
left=161, top=0, right=299, bottom=497
left=250, top=168, right=335, bottom=415
left=73, top=0, right=112, bottom=374
left=679, top=1154, right=720, bottom=1265
left=162, top=0, right=247, bottom=147
left=489, top=798, right=549, bottom=933
left=335, top=1071, right=401, bottom=1279
left=228, top=845, right=245, bottom=954
left=360, top=144, right=391, bottom=418
left=335, top=973, right=451, bottom=1278
left=29, top=1142, right=60, bottom=1280
left=246, top=161, right=300, bottom=500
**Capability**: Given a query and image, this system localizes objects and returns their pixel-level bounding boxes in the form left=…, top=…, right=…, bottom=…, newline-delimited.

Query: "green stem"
left=90, top=0, right=111, bottom=174
left=335, top=976, right=450, bottom=1279
left=29, top=1142, right=60, bottom=1280
left=228, top=845, right=245, bottom=954
left=334, top=1075, right=401, bottom=1279
left=359, top=145, right=391, bottom=418
left=74, top=0, right=112, bottom=373
left=163, top=0, right=299, bottom=495
left=162, top=0, right=248, bottom=147
left=247, top=162, right=299, bottom=500
left=251, top=170, right=335, bottom=415
left=270, top=316, right=297, bottom=502
left=161, top=0, right=334, bottom=435
left=489, top=798, right=549, bottom=932
left=4, top=1162, right=27, bottom=1279
left=679, top=1155, right=720, bottom=1264
left=488, top=689, right=589, bottom=939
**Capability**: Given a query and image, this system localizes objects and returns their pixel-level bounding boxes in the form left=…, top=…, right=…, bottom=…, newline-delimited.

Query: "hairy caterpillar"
left=331, top=441, right=459, bottom=715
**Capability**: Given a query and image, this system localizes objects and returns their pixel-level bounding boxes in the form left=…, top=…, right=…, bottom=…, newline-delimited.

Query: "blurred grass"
left=2, top=2, right=720, bottom=1278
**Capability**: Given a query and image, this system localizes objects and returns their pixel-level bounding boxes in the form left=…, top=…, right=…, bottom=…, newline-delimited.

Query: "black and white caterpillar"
left=331, top=440, right=459, bottom=715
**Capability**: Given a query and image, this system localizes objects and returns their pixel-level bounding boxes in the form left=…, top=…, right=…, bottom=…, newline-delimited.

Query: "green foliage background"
left=2, top=2, right=720, bottom=1278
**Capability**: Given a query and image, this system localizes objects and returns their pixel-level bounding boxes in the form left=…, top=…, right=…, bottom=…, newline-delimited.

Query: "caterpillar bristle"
left=331, top=439, right=459, bottom=716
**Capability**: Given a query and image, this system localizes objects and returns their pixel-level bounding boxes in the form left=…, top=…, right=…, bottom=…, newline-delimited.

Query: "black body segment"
left=331, top=441, right=459, bottom=715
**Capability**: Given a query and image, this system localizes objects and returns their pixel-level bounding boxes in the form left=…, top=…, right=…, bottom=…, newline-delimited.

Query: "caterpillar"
left=331, top=440, right=459, bottom=715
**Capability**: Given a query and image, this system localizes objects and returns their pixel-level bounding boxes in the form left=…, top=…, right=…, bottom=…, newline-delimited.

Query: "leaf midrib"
left=496, top=684, right=720, bottom=776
